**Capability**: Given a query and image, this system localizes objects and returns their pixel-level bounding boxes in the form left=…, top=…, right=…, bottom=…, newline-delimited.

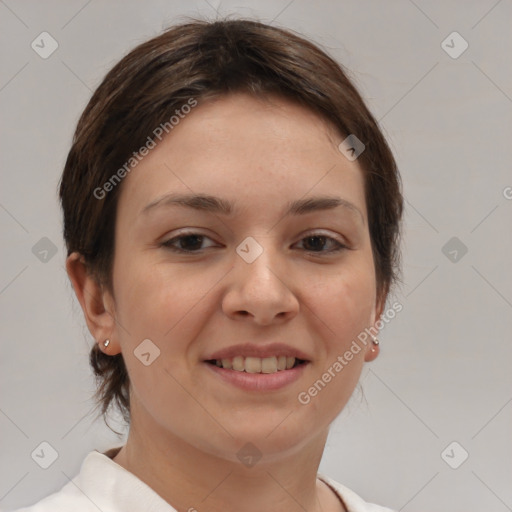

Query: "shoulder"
left=8, top=448, right=175, bottom=512
left=8, top=480, right=97, bottom=512
left=8, top=450, right=118, bottom=512
left=317, top=473, right=397, bottom=512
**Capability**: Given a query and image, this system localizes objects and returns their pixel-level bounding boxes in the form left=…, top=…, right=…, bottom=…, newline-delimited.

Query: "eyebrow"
left=141, top=193, right=364, bottom=224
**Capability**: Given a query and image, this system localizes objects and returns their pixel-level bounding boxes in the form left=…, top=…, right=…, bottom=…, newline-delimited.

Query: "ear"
left=364, top=293, right=386, bottom=362
left=65, top=252, right=121, bottom=355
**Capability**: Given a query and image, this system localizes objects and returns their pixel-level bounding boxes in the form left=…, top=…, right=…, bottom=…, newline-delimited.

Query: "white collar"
left=74, top=449, right=176, bottom=511
left=21, top=450, right=395, bottom=512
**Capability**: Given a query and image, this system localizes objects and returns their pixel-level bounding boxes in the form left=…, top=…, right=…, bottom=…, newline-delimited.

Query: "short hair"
left=59, top=17, right=403, bottom=428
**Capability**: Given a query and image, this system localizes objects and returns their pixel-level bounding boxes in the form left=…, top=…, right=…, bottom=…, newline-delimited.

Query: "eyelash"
left=160, top=232, right=347, bottom=255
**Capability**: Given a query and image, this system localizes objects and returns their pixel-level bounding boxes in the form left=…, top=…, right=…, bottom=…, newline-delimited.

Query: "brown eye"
left=296, top=234, right=347, bottom=254
left=161, top=232, right=347, bottom=255
left=161, top=233, right=215, bottom=253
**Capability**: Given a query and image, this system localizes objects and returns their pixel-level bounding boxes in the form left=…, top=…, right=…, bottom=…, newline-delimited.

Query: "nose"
left=222, top=242, right=299, bottom=325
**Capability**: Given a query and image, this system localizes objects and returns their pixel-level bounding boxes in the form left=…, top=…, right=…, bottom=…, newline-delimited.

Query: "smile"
left=204, top=358, right=310, bottom=391
left=206, top=356, right=308, bottom=374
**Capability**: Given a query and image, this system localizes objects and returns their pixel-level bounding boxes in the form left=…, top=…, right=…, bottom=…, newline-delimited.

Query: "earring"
left=103, top=339, right=110, bottom=348
left=370, top=334, right=379, bottom=352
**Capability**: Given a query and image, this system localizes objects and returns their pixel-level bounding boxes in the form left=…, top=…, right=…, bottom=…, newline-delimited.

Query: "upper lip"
left=204, top=343, right=312, bottom=361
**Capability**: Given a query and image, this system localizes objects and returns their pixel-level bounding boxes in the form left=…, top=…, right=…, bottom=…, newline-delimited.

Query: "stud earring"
left=103, top=339, right=110, bottom=348
left=370, top=334, right=379, bottom=352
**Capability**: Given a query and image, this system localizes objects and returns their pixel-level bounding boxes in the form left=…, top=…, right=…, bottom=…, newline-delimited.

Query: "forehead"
left=116, top=93, right=367, bottom=223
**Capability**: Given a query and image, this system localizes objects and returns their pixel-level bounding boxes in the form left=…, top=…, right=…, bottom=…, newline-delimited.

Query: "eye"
left=294, top=232, right=347, bottom=254
left=160, top=231, right=347, bottom=255
left=161, top=233, right=216, bottom=253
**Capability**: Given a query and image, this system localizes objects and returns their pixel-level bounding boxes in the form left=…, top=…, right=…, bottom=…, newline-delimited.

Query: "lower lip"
left=203, top=362, right=309, bottom=391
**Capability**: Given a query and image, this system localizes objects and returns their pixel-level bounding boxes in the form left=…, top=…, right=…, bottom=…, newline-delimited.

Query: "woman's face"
left=108, top=92, right=381, bottom=461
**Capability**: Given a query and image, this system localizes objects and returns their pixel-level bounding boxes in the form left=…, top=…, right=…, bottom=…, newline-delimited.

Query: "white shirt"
left=10, top=450, right=396, bottom=512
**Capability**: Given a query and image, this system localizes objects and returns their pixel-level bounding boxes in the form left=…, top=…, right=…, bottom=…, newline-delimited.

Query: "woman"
left=15, top=17, right=402, bottom=512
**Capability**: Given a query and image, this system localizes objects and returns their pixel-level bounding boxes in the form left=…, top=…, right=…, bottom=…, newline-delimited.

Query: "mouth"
left=204, top=356, right=309, bottom=374
left=202, top=343, right=312, bottom=391
left=203, top=356, right=310, bottom=392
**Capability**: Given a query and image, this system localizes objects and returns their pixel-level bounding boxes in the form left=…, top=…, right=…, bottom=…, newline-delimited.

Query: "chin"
left=225, top=417, right=317, bottom=456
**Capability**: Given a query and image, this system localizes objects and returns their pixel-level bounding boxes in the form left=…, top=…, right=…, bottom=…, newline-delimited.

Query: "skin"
left=67, top=92, right=385, bottom=512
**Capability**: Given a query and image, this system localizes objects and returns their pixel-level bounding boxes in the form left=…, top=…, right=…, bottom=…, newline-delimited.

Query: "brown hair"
left=59, top=17, right=403, bottom=428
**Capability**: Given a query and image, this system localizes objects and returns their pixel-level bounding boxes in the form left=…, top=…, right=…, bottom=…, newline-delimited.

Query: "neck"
left=112, top=406, right=344, bottom=512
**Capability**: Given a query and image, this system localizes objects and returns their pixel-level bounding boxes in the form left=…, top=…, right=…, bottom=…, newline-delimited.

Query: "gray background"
left=1, top=1, right=511, bottom=510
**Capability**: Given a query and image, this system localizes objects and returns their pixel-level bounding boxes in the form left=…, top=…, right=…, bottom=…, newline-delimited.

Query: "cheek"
left=112, top=252, right=221, bottom=346
left=111, top=257, right=207, bottom=419
left=307, top=259, right=376, bottom=345
left=111, top=215, right=181, bottom=336
left=296, top=265, right=375, bottom=422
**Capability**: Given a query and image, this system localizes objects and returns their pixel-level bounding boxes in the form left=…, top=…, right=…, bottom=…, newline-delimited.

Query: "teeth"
left=245, top=357, right=262, bottom=373
left=232, top=356, right=244, bottom=371
left=213, top=355, right=302, bottom=373
left=221, top=358, right=232, bottom=369
left=261, top=357, right=277, bottom=373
